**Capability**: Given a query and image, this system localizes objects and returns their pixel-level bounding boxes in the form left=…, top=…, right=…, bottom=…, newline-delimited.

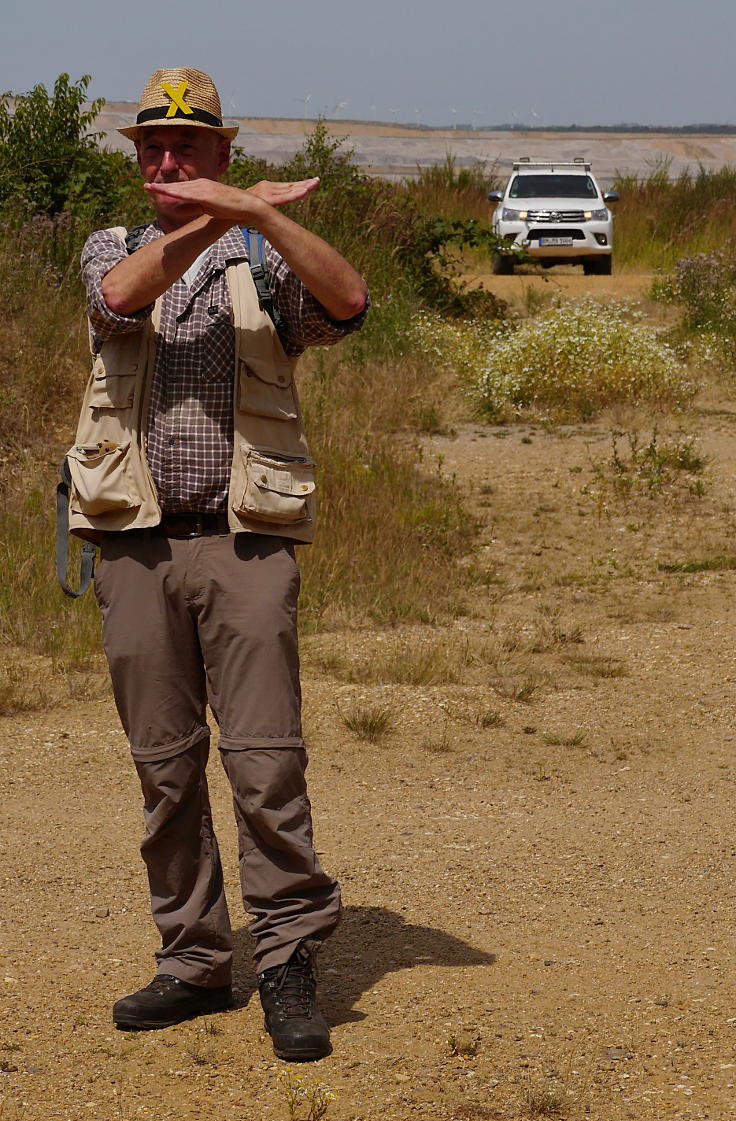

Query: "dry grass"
left=340, top=703, right=394, bottom=742
left=562, top=653, right=628, bottom=679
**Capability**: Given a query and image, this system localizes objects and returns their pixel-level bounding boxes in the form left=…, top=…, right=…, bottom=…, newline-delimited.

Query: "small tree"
left=0, top=73, right=104, bottom=216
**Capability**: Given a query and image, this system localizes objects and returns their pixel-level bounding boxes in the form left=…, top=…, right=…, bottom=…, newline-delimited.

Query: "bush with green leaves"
left=0, top=73, right=145, bottom=230
left=471, top=300, right=695, bottom=423
left=0, top=74, right=103, bottom=216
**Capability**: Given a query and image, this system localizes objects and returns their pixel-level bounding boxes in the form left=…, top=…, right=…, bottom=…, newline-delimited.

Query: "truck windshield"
left=509, top=174, right=599, bottom=200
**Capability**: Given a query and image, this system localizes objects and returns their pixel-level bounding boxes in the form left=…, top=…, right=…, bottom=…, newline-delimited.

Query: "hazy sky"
left=2, top=0, right=734, bottom=129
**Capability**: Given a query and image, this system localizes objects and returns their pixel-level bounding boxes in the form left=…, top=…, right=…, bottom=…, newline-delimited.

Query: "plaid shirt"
left=82, top=224, right=367, bottom=513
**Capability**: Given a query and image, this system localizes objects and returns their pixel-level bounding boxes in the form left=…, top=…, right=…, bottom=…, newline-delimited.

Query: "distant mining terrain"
left=95, top=104, right=736, bottom=184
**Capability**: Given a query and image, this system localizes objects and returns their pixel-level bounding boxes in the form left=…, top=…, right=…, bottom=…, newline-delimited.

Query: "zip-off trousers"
left=94, top=530, right=341, bottom=983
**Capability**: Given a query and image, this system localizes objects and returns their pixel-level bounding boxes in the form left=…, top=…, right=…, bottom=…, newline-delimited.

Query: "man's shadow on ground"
left=232, top=904, right=497, bottom=1026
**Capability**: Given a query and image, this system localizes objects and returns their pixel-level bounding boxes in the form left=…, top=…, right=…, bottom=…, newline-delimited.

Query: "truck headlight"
left=584, top=208, right=609, bottom=221
left=501, top=207, right=527, bottom=220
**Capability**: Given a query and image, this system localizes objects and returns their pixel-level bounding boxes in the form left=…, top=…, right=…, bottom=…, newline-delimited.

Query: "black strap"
left=240, top=226, right=287, bottom=340
left=56, top=457, right=96, bottom=598
left=125, top=225, right=148, bottom=254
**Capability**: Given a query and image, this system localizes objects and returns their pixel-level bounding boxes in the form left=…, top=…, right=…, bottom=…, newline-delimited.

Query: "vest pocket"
left=236, top=450, right=315, bottom=524
left=67, top=440, right=141, bottom=515
left=237, top=357, right=297, bottom=420
left=89, top=357, right=138, bottom=409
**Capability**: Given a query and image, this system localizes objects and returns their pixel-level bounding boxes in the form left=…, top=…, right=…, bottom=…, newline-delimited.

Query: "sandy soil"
left=2, top=272, right=736, bottom=1121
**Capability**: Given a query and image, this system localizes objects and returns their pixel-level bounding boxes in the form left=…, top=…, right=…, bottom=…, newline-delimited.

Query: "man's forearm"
left=252, top=204, right=367, bottom=321
left=145, top=178, right=369, bottom=321
left=101, top=215, right=232, bottom=315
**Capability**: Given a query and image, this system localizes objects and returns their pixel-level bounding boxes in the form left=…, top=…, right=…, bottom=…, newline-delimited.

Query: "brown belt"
left=155, top=513, right=231, bottom=538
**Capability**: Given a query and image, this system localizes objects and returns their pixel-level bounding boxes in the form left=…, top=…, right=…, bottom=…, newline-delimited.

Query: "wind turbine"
left=331, top=101, right=349, bottom=119
left=294, top=93, right=311, bottom=119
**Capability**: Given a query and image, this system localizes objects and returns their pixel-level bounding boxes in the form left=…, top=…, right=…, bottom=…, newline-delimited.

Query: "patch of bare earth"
left=2, top=272, right=736, bottom=1120
left=465, top=264, right=658, bottom=313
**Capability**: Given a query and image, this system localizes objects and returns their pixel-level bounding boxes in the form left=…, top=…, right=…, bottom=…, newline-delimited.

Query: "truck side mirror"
left=487, top=190, right=503, bottom=203
left=603, top=192, right=619, bottom=203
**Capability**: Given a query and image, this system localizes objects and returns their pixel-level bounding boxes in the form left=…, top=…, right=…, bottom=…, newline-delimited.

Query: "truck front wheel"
left=491, top=253, right=514, bottom=276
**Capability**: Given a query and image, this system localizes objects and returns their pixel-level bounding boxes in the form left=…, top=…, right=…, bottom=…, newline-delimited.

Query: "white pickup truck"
left=488, top=158, right=619, bottom=275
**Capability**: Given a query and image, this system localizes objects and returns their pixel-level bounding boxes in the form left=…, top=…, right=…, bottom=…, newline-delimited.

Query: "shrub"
left=656, top=250, right=736, bottom=335
left=471, top=300, right=696, bottom=423
left=406, top=309, right=509, bottom=380
left=0, top=74, right=104, bottom=217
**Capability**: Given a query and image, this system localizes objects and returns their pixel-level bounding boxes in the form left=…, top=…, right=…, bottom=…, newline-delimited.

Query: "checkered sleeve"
left=81, top=229, right=155, bottom=350
left=264, top=243, right=368, bottom=357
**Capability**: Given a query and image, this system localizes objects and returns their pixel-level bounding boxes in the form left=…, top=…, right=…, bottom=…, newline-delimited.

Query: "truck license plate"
left=538, top=237, right=574, bottom=246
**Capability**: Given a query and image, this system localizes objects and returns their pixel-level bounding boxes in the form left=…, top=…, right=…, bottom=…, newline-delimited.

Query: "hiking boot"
left=113, top=974, right=233, bottom=1029
left=258, top=945, right=331, bottom=1060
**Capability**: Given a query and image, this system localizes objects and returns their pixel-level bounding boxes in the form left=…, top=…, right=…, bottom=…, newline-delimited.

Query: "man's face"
left=135, top=126, right=230, bottom=229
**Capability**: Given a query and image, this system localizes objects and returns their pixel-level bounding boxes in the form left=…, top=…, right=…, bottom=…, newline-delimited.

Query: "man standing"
left=68, top=67, right=368, bottom=1061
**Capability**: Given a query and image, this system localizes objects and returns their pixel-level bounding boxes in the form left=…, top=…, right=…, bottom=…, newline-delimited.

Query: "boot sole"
left=272, top=1041, right=333, bottom=1061
left=114, top=994, right=233, bottom=1031
left=265, top=1017, right=332, bottom=1060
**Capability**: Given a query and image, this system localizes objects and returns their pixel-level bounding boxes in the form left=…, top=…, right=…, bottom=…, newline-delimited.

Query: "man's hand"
left=142, top=173, right=367, bottom=320
left=144, top=177, right=320, bottom=224
left=105, top=174, right=366, bottom=321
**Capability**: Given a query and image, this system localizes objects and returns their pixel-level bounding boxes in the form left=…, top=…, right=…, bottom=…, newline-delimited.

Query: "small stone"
left=95, top=907, right=110, bottom=919
left=602, top=1047, right=632, bottom=1061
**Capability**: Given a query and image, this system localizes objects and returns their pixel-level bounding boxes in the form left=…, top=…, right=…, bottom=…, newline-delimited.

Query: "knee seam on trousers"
left=130, top=727, right=210, bottom=763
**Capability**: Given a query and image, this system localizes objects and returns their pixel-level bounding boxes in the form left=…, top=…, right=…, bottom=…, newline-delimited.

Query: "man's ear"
left=217, top=139, right=231, bottom=178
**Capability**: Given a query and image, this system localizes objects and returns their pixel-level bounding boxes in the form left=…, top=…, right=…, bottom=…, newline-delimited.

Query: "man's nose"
left=159, top=148, right=179, bottom=175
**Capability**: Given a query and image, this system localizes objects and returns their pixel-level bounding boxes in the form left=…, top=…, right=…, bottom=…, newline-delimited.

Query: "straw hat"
left=118, top=67, right=239, bottom=141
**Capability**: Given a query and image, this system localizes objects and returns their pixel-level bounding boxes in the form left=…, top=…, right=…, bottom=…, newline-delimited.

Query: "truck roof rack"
left=513, top=157, right=591, bottom=172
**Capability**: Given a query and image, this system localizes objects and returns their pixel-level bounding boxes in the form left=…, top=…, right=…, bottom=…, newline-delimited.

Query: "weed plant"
left=653, top=249, right=736, bottom=369
left=613, top=163, right=736, bottom=270
left=472, top=300, right=695, bottom=423
left=562, top=653, right=627, bottom=678
left=0, top=492, right=101, bottom=672
left=659, top=554, right=736, bottom=574
left=585, top=429, right=706, bottom=511
left=340, top=704, right=394, bottom=742
left=663, top=251, right=736, bottom=333
left=406, top=153, right=498, bottom=222
left=277, top=1069, right=336, bottom=1121
left=542, top=731, right=585, bottom=747
left=0, top=215, right=88, bottom=450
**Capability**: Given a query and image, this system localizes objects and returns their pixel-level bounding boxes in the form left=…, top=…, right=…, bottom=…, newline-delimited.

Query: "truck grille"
left=528, top=228, right=585, bottom=240
left=526, top=210, right=585, bottom=222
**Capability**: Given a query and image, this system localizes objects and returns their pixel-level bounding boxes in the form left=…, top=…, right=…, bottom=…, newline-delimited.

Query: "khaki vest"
left=67, top=240, right=316, bottom=543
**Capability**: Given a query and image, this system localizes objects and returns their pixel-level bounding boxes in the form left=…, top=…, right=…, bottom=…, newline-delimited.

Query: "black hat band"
left=136, top=105, right=224, bottom=128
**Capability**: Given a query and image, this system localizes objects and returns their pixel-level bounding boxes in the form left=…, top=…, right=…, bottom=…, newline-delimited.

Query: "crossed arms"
left=101, top=177, right=368, bottom=322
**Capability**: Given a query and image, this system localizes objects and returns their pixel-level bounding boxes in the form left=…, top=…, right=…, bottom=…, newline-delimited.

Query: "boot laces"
left=145, top=975, right=182, bottom=995
left=270, top=954, right=316, bottom=1017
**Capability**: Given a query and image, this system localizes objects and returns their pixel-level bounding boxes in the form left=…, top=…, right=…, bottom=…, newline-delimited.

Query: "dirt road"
left=2, top=272, right=735, bottom=1121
